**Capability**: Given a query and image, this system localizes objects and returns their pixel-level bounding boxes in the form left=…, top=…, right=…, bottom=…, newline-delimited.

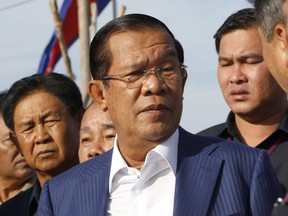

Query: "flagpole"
left=89, top=2, right=97, bottom=39
left=49, top=0, right=75, bottom=79
left=118, top=5, right=126, bottom=17
left=77, top=0, right=91, bottom=107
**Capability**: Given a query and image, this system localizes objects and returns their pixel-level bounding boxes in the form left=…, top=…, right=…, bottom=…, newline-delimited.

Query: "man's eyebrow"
left=218, top=56, right=230, bottom=62
left=238, top=53, right=263, bottom=59
left=18, top=119, right=34, bottom=128
left=18, top=111, right=52, bottom=127
left=218, top=54, right=263, bottom=62
left=19, top=110, right=61, bottom=126
left=101, top=123, right=115, bottom=130
left=80, top=126, right=90, bottom=133
left=160, top=48, right=178, bottom=59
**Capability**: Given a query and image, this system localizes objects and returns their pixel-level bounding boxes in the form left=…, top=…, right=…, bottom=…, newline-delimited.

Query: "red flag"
left=38, top=0, right=110, bottom=75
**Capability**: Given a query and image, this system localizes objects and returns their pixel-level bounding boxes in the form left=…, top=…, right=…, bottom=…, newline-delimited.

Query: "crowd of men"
left=0, top=0, right=288, bottom=215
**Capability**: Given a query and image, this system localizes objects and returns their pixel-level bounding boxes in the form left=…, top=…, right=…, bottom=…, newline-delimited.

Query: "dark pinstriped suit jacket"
left=37, top=127, right=282, bottom=216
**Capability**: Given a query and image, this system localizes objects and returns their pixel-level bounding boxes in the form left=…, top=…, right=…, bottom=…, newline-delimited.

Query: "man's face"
left=258, top=27, right=288, bottom=93
left=257, top=1, right=288, bottom=92
left=0, top=115, right=34, bottom=181
left=90, top=29, right=186, bottom=147
left=13, top=91, right=80, bottom=177
left=78, top=104, right=115, bottom=163
left=218, top=27, right=286, bottom=120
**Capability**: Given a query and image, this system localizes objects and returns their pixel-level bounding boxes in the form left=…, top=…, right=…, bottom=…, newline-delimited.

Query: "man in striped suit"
left=37, top=13, right=282, bottom=216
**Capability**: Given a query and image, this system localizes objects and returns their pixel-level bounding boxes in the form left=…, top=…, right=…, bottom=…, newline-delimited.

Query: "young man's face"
left=218, top=27, right=286, bottom=118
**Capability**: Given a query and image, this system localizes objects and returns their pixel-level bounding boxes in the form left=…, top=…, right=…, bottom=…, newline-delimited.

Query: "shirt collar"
left=150, top=129, right=179, bottom=175
left=109, top=129, right=179, bottom=192
left=225, top=111, right=239, bottom=137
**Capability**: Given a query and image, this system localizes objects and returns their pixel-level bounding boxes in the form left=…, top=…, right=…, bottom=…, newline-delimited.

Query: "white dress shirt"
left=107, top=129, right=179, bottom=216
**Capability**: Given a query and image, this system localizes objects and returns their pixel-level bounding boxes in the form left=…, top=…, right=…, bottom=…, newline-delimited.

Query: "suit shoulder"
left=180, top=127, right=226, bottom=145
left=182, top=127, right=262, bottom=158
left=47, top=149, right=113, bottom=188
left=214, top=138, right=265, bottom=164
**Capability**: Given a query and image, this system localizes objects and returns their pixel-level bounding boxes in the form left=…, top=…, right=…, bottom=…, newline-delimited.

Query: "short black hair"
left=214, top=8, right=257, bottom=53
left=89, top=13, right=183, bottom=80
left=0, top=91, right=8, bottom=114
left=2, top=72, right=83, bottom=130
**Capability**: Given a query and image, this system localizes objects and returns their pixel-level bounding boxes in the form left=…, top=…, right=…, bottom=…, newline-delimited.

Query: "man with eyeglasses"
left=37, top=13, right=282, bottom=216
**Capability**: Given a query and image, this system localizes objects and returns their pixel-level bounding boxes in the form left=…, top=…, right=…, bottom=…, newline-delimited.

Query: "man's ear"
left=274, top=23, right=288, bottom=52
left=9, top=131, right=23, bottom=155
left=181, top=67, right=187, bottom=94
left=88, top=80, right=108, bottom=111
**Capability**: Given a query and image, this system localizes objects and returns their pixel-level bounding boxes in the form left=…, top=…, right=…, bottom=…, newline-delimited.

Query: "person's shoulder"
left=0, top=186, right=34, bottom=215
left=197, top=122, right=226, bottom=137
left=180, top=126, right=227, bottom=145
left=180, top=127, right=261, bottom=156
left=46, top=149, right=113, bottom=188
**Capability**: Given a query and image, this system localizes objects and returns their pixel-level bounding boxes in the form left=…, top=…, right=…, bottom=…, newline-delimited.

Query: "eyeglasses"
left=99, top=63, right=187, bottom=89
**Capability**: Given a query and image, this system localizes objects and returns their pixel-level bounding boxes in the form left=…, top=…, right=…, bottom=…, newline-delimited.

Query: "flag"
left=38, top=0, right=110, bottom=76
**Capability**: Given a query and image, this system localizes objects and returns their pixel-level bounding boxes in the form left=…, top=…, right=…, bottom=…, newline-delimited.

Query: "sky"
left=0, top=0, right=251, bottom=133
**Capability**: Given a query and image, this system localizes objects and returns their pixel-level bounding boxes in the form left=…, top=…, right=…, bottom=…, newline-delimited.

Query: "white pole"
left=49, top=0, right=75, bottom=79
left=89, top=2, right=97, bottom=40
left=77, top=0, right=91, bottom=107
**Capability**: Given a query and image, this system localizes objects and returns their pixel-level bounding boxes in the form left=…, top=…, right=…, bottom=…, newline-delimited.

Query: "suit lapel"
left=173, top=128, right=224, bottom=216
left=75, top=149, right=113, bottom=216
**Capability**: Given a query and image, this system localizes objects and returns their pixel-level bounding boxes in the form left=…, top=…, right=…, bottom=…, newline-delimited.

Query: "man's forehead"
left=109, top=29, right=174, bottom=47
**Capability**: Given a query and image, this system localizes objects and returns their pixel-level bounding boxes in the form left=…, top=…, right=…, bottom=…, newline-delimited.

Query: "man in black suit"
left=0, top=73, right=84, bottom=215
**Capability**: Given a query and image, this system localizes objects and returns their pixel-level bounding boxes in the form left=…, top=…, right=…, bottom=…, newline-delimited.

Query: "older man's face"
left=258, top=23, right=288, bottom=93
left=78, top=104, right=115, bottom=163
left=0, top=115, right=34, bottom=182
left=13, top=91, right=80, bottom=176
left=89, top=29, right=186, bottom=148
left=256, top=1, right=288, bottom=92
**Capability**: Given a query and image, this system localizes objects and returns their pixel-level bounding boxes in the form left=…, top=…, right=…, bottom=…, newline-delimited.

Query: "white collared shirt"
left=107, top=129, right=179, bottom=216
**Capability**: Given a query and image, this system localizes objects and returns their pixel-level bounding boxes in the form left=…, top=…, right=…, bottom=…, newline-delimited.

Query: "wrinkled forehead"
left=81, top=105, right=113, bottom=127
left=109, top=27, right=175, bottom=45
left=108, top=30, right=177, bottom=66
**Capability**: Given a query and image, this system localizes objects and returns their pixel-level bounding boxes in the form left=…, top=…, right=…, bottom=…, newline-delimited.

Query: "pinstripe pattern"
left=37, top=127, right=282, bottom=216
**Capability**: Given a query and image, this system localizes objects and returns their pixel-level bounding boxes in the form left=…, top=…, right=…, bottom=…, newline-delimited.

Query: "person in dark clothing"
left=198, top=8, right=288, bottom=195
left=0, top=91, right=35, bottom=205
left=0, top=72, right=84, bottom=215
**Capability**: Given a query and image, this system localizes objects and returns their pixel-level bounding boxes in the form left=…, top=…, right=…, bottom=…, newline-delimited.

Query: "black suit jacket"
left=0, top=182, right=40, bottom=216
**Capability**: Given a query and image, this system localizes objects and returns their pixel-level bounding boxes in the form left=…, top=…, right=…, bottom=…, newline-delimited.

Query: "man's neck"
left=0, top=178, right=31, bottom=203
left=235, top=109, right=287, bottom=147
